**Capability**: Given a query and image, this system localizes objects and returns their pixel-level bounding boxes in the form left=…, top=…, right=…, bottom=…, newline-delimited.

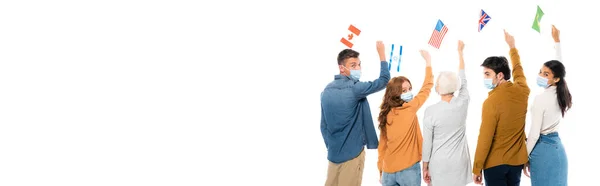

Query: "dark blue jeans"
left=483, top=164, right=523, bottom=186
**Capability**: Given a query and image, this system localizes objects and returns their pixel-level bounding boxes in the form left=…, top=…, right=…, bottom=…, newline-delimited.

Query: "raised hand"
left=552, top=25, right=560, bottom=42
left=504, top=29, right=515, bottom=49
left=376, top=40, right=386, bottom=61
left=420, top=49, right=432, bottom=67
left=458, top=40, right=465, bottom=70
left=420, top=49, right=430, bottom=61
left=458, top=40, right=465, bottom=53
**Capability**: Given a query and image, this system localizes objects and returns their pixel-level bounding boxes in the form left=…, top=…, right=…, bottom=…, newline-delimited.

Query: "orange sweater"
left=472, top=48, right=530, bottom=175
left=378, top=67, right=433, bottom=175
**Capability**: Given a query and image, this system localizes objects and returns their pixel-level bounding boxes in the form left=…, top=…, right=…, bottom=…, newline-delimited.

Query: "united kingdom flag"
left=479, top=9, right=491, bottom=32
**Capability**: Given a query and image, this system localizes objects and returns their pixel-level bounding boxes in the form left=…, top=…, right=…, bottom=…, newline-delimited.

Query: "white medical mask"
left=401, top=92, right=414, bottom=102
left=536, top=76, right=550, bottom=88
left=483, top=78, right=496, bottom=89
left=343, top=66, right=361, bottom=80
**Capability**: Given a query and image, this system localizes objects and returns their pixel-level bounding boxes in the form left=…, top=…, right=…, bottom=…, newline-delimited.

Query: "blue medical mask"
left=350, top=69, right=361, bottom=80
left=401, top=92, right=414, bottom=102
left=536, top=76, right=550, bottom=88
left=483, top=78, right=496, bottom=89
left=343, top=66, right=361, bottom=80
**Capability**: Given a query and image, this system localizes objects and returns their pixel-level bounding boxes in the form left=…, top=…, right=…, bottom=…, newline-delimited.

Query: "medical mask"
left=483, top=78, right=496, bottom=89
left=343, top=66, right=361, bottom=80
left=401, top=92, right=414, bottom=102
left=350, top=69, right=361, bottom=80
left=536, top=76, right=550, bottom=88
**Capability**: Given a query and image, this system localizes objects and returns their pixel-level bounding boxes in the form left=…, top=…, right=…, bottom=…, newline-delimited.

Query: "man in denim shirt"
left=321, top=41, right=390, bottom=186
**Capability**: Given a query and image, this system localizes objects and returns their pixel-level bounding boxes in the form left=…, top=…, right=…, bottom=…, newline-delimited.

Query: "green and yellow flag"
left=532, top=5, right=544, bottom=32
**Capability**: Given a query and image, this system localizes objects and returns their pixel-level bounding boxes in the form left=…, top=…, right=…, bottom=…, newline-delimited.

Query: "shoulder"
left=424, top=102, right=443, bottom=116
left=482, top=97, right=497, bottom=109
left=533, top=91, right=556, bottom=106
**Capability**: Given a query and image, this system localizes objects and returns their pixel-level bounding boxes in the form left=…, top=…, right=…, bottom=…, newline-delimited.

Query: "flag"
left=428, top=19, right=448, bottom=49
left=340, top=24, right=361, bottom=48
left=532, top=5, right=544, bottom=33
left=388, top=44, right=403, bottom=72
left=479, top=9, right=491, bottom=32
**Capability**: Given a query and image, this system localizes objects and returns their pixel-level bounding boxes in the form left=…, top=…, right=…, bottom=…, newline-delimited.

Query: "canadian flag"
left=340, top=25, right=361, bottom=48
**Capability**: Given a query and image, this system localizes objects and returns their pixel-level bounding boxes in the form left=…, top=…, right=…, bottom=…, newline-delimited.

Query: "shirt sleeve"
left=422, top=109, right=434, bottom=162
left=457, top=69, right=469, bottom=102
left=527, top=96, right=545, bottom=155
left=406, top=67, right=433, bottom=110
left=554, top=42, right=563, bottom=62
left=377, top=131, right=388, bottom=176
left=473, top=100, right=498, bottom=175
left=353, top=61, right=391, bottom=98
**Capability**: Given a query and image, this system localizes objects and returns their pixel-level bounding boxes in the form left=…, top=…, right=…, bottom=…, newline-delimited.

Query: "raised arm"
left=505, top=30, right=529, bottom=90
left=473, top=100, right=498, bottom=175
left=353, top=41, right=391, bottom=98
left=552, top=25, right=563, bottom=61
left=406, top=50, right=434, bottom=110
left=457, top=40, right=469, bottom=101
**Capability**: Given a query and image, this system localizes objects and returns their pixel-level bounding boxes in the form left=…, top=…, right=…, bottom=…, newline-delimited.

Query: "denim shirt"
left=320, top=61, right=390, bottom=163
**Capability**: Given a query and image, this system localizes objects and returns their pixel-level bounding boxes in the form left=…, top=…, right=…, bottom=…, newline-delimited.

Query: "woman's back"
left=422, top=70, right=472, bottom=186
left=423, top=98, right=469, bottom=160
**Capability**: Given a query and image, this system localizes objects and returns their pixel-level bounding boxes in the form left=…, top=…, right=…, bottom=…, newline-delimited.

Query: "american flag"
left=428, top=19, right=448, bottom=49
left=479, top=9, right=491, bottom=32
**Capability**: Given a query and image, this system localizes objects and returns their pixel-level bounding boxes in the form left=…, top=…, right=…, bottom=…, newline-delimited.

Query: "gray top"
left=422, top=70, right=472, bottom=186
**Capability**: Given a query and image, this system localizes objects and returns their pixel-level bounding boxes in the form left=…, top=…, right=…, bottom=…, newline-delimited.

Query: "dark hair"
left=544, top=60, right=572, bottom=117
left=481, top=56, right=511, bottom=80
left=337, top=49, right=360, bottom=65
left=378, top=76, right=411, bottom=138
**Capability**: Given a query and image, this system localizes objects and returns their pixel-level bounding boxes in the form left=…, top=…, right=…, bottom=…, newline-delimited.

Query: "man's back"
left=322, top=42, right=390, bottom=186
left=483, top=81, right=529, bottom=167
left=473, top=47, right=530, bottom=174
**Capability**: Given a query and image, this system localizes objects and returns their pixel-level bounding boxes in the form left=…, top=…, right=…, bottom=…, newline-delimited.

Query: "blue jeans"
left=382, top=162, right=421, bottom=186
left=530, top=132, right=568, bottom=186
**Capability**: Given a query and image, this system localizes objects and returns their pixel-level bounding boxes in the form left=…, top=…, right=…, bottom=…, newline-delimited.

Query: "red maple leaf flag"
left=340, top=25, right=361, bottom=48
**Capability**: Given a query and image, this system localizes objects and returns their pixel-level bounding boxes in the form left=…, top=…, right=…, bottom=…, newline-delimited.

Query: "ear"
left=339, top=65, right=345, bottom=73
left=497, top=72, right=504, bottom=80
left=554, top=77, right=561, bottom=83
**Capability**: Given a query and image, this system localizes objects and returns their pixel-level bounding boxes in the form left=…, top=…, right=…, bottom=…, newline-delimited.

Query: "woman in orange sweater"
left=377, top=49, right=434, bottom=186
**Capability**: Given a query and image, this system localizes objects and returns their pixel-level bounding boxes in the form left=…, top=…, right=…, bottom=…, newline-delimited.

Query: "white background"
left=0, top=0, right=598, bottom=185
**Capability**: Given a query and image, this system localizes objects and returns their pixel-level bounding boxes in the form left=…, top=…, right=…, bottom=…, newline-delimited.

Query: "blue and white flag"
left=388, top=44, right=403, bottom=72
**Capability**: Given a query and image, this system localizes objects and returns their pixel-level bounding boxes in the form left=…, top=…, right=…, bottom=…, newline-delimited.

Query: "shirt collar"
left=335, top=74, right=355, bottom=81
left=488, top=81, right=509, bottom=96
left=545, top=85, right=557, bottom=92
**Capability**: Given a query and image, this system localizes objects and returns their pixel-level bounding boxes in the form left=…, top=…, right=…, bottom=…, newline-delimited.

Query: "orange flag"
left=340, top=25, right=361, bottom=48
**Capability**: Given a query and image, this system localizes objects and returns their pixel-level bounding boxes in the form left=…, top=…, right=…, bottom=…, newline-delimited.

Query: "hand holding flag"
left=552, top=25, right=560, bottom=42
left=504, top=29, right=515, bottom=49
